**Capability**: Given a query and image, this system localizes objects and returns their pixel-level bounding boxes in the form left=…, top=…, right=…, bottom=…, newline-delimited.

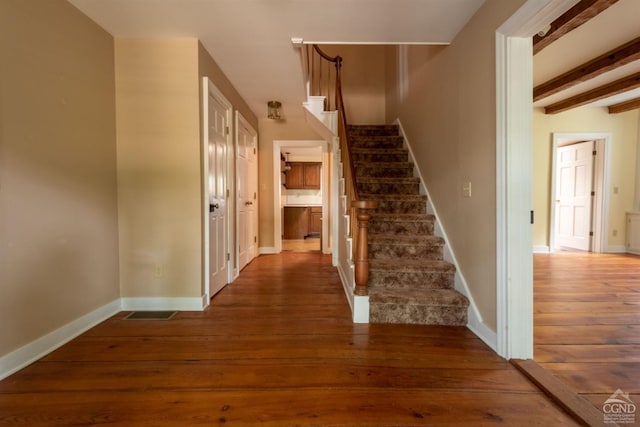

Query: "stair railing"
left=306, top=44, right=378, bottom=296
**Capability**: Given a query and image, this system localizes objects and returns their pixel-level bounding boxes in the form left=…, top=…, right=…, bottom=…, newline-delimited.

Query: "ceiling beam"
left=544, top=72, right=640, bottom=114
left=533, top=0, right=619, bottom=55
left=608, top=97, right=640, bottom=114
left=534, top=36, right=640, bottom=102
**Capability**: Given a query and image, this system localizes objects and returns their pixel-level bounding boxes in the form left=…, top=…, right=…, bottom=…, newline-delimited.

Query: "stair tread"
left=369, top=234, right=443, bottom=244
left=352, top=148, right=407, bottom=154
left=370, top=288, right=469, bottom=306
left=370, top=213, right=435, bottom=221
left=350, top=135, right=403, bottom=140
left=369, top=259, right=455, bottom=271
left=356, top=177, right=419, bottom=182
left=360, top=194, right=427, bottom=200
left=354, top=161, right=413, bottom=166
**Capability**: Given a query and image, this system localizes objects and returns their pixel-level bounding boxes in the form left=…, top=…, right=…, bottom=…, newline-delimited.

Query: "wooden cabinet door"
left=285, top=163, right=321, bottom=189
left=283, top=207, right=309, bottom=239
left=303, top=163, right=321, bottom=189
left=285, top=163, right=305, bottom=189
left=309, top=207, right=322, bottom=236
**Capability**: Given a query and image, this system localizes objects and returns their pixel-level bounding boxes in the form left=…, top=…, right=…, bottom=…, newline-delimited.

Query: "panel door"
left=555, top=141, right=594, bottom=251
left=208, top=92, right=228, bottom=297
left=236, top=115, right=258, bottom=271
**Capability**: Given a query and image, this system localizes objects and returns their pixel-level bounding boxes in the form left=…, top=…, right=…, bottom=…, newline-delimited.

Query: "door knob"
left=245, top=201, right=253, bottom=206
left=210, top=203, right=220, bottom=212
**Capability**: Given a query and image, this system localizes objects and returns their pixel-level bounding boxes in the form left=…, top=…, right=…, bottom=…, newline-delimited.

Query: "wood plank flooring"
left=534, top=252, right=640, bottom=424
left=0, top=253, right=578, bottom=426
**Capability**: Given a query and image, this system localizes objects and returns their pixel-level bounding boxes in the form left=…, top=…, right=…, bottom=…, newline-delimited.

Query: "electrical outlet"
left=154, top=264, right=163, bottom=277
left=462, top=182, right=472, bottom=198
left=612, top=229, right=618, bottom=237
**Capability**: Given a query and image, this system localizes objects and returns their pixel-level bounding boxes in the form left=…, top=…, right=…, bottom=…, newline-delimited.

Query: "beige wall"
left=533, top=107, right=639, bottom=249
left=384, top=0, right=527, bottom=331
left=322, top=45, right=387, bottom=125
left=257, top=119, right=321, bottom=249
left=115, top=39, right=202, bottom=298
left=198, top=43, right=258, bottom=132
left=0, top=0, right=119, bottom=355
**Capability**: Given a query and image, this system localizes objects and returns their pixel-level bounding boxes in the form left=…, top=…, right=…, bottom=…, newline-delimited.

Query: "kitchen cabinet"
left=309, top=207, right=322, bottom=236
left=285, top=162, right=321, bottom=189
left=283, top=207, right=309, bottom=239
left=283, top=206, right=322, bottom=239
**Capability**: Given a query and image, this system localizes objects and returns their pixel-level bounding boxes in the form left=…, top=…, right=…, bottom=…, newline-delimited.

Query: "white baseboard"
left=606, top=245, right=627, bottom=253
left=0, top=299, right=121, bottom=381
left=336, top=263, right=354, bottom=311
left=533, top=245, right=550, bottom=253
left=259, top=246, right=278, bottom=254
left=353, top=295, right=369, bottom=323
left=467, top=316, right=498, bottom=353
left=121, top=296, right=207, bottom=311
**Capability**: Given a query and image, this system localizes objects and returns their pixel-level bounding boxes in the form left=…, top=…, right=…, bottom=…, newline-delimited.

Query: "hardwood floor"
left=534, top=252, right=640, bottom=423
left=0, top=253, right=578, bottom=426
left=281, top=237, right=321, bottom=252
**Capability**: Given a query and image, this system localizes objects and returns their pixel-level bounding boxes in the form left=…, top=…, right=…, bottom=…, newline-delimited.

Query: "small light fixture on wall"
left=267, top=100, right=282, bottom=120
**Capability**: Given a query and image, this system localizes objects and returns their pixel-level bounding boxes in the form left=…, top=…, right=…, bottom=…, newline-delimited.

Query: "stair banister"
left=307, top=44, right=378, bottom=296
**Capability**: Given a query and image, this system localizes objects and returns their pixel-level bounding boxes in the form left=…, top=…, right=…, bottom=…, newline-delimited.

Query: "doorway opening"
left=549, top=133, right=611, bottom=253
left=272, top=140, right=329, bottom=254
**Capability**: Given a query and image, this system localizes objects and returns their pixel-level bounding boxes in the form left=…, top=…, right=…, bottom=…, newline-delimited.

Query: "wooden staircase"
left=349, top=124, right=469, bottom=325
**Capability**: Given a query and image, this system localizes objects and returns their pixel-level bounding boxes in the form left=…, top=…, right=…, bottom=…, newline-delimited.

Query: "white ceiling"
left=533, top=0, right=640, bottom=110
left=67, top=0, right=485, bottom=121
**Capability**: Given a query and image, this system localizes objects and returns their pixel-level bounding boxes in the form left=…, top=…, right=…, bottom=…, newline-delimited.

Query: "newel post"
left=352, top=200, right=378, bottom=296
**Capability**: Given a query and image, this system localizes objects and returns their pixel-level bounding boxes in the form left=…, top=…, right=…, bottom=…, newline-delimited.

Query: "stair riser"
left=369, top=221, right=434, bottom=235
left=355, top=166, right=413, bottom=178
left=352, top=152, right=408, bottom=162
left=368, top=270, right=454, bottom=290
left=370, top=304, right=467, bottom=326
left=357, top=181, right=419, bottom=195
left=348, top=126, right=398, bottom=137
left=369, top=244, right=443, bottom=261
left=373, top=200, right=426, bottom=214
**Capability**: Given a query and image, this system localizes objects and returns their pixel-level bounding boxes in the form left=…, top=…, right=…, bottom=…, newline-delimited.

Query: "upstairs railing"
left=304, top=44, right=378, bottom=297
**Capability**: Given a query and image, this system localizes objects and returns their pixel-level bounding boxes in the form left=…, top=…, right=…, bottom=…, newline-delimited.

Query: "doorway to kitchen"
left=273, top=140, right=329, bottom=254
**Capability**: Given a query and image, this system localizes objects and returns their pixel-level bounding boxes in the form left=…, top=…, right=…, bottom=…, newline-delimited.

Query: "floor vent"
left=124, top=311, right=177, bottom=320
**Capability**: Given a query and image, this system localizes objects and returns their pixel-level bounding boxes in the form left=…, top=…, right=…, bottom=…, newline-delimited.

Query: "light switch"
left=462, top=181, right=472, bottom=198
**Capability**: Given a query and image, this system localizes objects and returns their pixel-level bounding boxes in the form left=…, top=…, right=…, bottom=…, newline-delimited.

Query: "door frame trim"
left=202, top=77, right=233, bottom=303
left=549, top=133, right=611, bottom=253
left=496, top=0, right=579, bottom=359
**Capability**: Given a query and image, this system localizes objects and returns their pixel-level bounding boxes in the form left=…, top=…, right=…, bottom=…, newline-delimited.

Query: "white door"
left=208, top=91, right=229, bottom=297
left=555, top=141, right=594, bottom=251
left=237, top=113, right=258, bottom=270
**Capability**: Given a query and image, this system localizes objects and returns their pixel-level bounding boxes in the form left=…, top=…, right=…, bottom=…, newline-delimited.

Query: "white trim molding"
left=0, top=299, right=121, bottom=381
left=496, top=0, right=579, bottom=360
